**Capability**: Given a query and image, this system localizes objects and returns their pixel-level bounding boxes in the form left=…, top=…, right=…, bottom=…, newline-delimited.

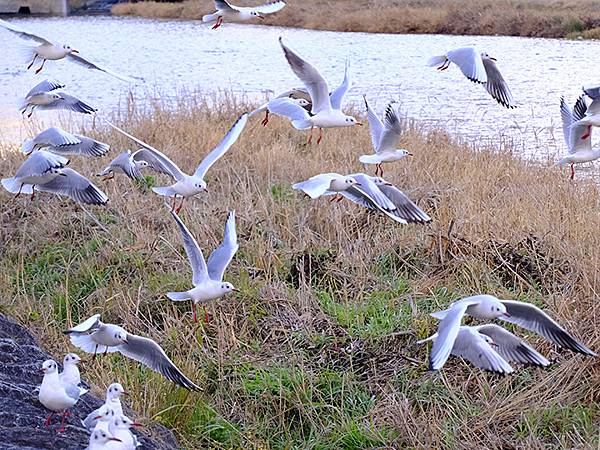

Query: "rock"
left=0, top=314, right=179, bottom=450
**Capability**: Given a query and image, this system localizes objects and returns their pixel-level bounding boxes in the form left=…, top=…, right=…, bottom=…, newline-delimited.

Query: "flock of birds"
left=0, top=0, right=598, bottom=447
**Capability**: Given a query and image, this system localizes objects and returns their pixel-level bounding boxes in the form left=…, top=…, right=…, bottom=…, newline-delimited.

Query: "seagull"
left=360, top=96, right=412, bottom=176
left=86, top=429, right=122, bottom=450
left=249, top=87, right=312, bottom=126
left=96, top=148, right=176, bottom=181
left=83, top=383, right=127, bottom=431
left=2, top=151, right=109, bottom=205
left=166, top=206, right=239, bottom=323
left=556, top=95, right=600, bottom=179
left=202, top=0, right=286, bottom=29
left=273, top=38, right=360, bottom=144
left=292, top=173, right=361, bottom=200
left=106, top=415, right=142, bottom=450
left=571, top=85, right=600, bottom=132
left=427, top=294, right=596, bottom=371
left=22, top=126, right=109, bottom=157
left=0, top=18, right=139, bottom=82
left=64, top=314, right=201, bottom=390
left=103, top=113, right=248, bottom=212
left=20, top=79, right=96, bottom=117
left=428, top=46, right=516, bottom=109
left=322, top=173, right=431, bottom=224
left=89, top=404, right=116, bottom=433
left=59, top=353, right=88, bottom=395
left=38, top=359, right=81, bottom=433
left=419, top=324, right=551, bottom=373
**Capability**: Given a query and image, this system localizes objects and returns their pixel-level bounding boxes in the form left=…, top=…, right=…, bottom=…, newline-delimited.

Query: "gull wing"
left=37, top=168, right=109, bottom=205
left=482, top=56, right=516, bottom=109
left=292, top=173, right=339, bottom=199
left=364, top=95, right=384, bottom=152
left=207, top=211, right=239, bottom=282
left=475, top=324, right=550, bottom=367
left=446, top=47, right=487, bottom=83
left=26, top=79, right=64, bottom=98
left=117, top=333, right=200, bottom=391
left=329, top=60, right=350, bottom=110
left=279, top=37, right=331, bottom=114
left=167, top=206, right=209, bottom=286
left=253, top=0, right=286, bottom=14
left=376, top=181, right=431, bottom=224
left=193, top=113, right=248, bottom=180
left=452, top=327, right=514, bottom=374
left=377, top=103, right=403, bottom=152
left=103, top=119, right=185, bottom=181
left=500, top=301, right=596, bottom=356
left=0, top=18, right=51, bottom=44
left=14, top=150, right=69, bottom=180
left=37, top=92, right=97, bottom=115
left=66, top=53, right=142, bottom=83
left=214, top=0, right=237, bottom=12
left=63, top=314, right=102, bottom=334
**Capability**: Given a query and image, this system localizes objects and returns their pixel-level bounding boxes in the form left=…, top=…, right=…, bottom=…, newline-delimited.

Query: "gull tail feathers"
left=292, top=119, right=312, bottom=130
left=416, top=333, right=438, bottom=345
left=16, top=42, right=37, bottom=66
left=152, top=186, right=177, bottom=197
left=202, top=13, right=219, bottom=23
left=427, top=55, right=448, bottom=67
left=167, top=291, right=192, bottom=301
left=2, top=177, right=32, bottom=195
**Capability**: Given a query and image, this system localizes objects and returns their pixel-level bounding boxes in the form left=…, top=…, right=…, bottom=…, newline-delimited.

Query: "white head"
left=89, top=429, right=121, bottom=446
left=370, top=177, right=393, bottom=187
left=342, top=115, right=361, bottom=127
left=329, top=176, right=360, bottom=192
left=94, top=405, right=115, bottom=423
left=481, top=52, right=496, bottom=62
left=194, top=179, right=208, bottom=193
left=106, top=383, right=126, bottom=401
left=108, top=325, right=129, bottom=345
left=394, top=149, right=413, bottom=158
left=41, top=359, right=58, bottom=375
left=63, top=353, right=81, bottom=366
left=220, top=282, right=237, bottom=294
left=111, top=415, right=140, bottom=431
left=61, top=44, right=79, bottom=54
left=476, top=295, right=509, bottom=319
left=49, top=93, right=62, bottom=101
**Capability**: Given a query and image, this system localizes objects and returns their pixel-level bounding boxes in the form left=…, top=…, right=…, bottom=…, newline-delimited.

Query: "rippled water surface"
left=1, top=16, right=599, bottom=157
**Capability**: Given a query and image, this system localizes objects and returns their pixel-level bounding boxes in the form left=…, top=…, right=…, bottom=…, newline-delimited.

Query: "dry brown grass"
left=2, top=94, right=600, bottom=448
left=112, top=0, right=600, bottom=38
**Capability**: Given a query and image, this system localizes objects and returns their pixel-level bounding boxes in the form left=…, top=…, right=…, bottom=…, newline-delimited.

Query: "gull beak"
left=407, top=152, right=414, bottom=157
left=93, top=415, right=104, bottom=420
left=121, top=391, right=130, bottom=396
left=384, top=182, right=393, bottom=186
left=355, top=182, right=362, bottom=186
left=232, top=288, right=240, bottom=292
left=132, top=422, right=143, bottom=427
left=203, top=187, right=209, bottom=193
left=503, top=312, right=511, bottom=318
left=355, top=122, right=363, bottom=126
left=490, top=341, right=499, bottom=348
left=490, top=56, right=497, bottom=61
left=122, top=338, right=129, bottom=345
left=109, top=437, right=123, bottom=443
left=71, top=49, right=79, bottom=54
left=257, top=14, right=265, bottom=19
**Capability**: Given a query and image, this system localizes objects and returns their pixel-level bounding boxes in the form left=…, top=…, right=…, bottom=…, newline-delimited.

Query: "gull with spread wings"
left=20, top=79, right=96, bottom=118
left=0, top=18, right=139, bottom=82
left=203, top=0, right=286, bottom=29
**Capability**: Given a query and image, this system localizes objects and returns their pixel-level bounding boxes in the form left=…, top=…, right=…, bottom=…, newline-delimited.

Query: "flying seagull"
left=166, top=206, right=239, bottom=323
left=64, top=314, right=201, bottom=390
left=202, top=0, right=286, bottom=29
left=20, top=79, right=96, bottom=117
left=249, top=87, right=312, bottom=126
left=360, top=96, right=412, bottom=176
left=22, top=127, right=109, bottom=157
left=0, top=18, right=140, bottom=82
left=428, top=46, right=516, bottom=109
left=96, top=148, right=178, bottom=181
left=103, top=113, right=248, bottom=212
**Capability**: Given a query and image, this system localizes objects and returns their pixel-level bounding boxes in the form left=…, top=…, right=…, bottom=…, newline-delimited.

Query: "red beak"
left=503, top=312, right=511, bottom=318
left=109, top=437, right=122, bottom=442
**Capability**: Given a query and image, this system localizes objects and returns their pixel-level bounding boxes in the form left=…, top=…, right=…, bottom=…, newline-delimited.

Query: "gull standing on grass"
left=103, top=113, right=248, bottom=213
left=83, top=383, right=127, bottom=431
left=203, top=0, right=286, bottom=29
left=2, top=150, right=108, bottom=205
left=59, top=353, right=88, bottom=395
left=0, top=18, right=139, bottom=82
left=556, top=95, right=600, bottom=179
left=425, top=294, right=596, bottom=371
left=22, top=126, right=109, bottom=157
left=38, top=359, right=81, bottom=433
left=360, top=96, right=412, bottom=176
left=20, top=79, right=96, bottom=117
left=428, top=46, right=516, bottom=109
left=166, top=206, right=239, bottom=323
left=64, top=314, right=201, bottom=390
left=418, top=324, right=551, bottom=374
left=271, top=37, right=361, bottom=144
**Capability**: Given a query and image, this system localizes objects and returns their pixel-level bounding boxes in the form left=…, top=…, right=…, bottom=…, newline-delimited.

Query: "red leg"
left=316, top=128, right=323, bottom=145
left=27, top=106, right=35, bottom=118
left=56, top=411, right=67, bottom=433
left=581, top=125, right=591, bottom=140
left=30, top=186, right=36, bottom=201
left=204, top=306, right=209, bottom=324
left=212, top=16, right=222, bottom=29
left=171, top=195, right=177, bottom=211
left=15, top=183, right=24, bottom=198
left=27, top=54, right=38, bottom=70
left=192, top=303, right=198, bottom=323
left=175, top=197, right=185, bottom=214
left=307, top=127, right=314, bottom=145
left=35, top=59, right=46, bottom=75
left=44, top=413, right=53, bottom=427
left=570, top=163, right=575, bottom=180
left=261, top=110, right=270, bottom=126
left=329, top=194, right=340, bottom=203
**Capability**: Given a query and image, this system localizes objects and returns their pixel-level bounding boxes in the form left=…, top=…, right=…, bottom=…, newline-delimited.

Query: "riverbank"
left=111, top=0, right=600, bottom=39
left=1, top=95, right=599, bottom=448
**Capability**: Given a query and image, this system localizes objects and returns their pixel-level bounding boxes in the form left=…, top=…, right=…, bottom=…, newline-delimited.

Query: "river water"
left=0, top=15, right=597, bottom=158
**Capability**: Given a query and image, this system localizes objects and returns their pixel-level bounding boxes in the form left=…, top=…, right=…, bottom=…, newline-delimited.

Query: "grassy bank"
left=1, top=94, right=600, bottom=449
left=111, top=0, right=600, bottom=39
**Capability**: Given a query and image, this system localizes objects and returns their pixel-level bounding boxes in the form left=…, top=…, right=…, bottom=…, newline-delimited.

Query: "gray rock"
left=0, top=314, right=179, bottom=450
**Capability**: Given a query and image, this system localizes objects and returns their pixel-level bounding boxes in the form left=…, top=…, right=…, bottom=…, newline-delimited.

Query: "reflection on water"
left=0, top=16, right=596, bottom=159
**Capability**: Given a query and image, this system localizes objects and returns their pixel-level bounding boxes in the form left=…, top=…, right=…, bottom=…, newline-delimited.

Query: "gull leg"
left=329, top=194, right=340, bottom=203
left=316, top=128, right=324, bottom=145
left=27, top=54, right=38, bottom=70
left=204, top=306, right=209, bottom=324
left=92, top=344, right=98, bottom=361
left=30, top=186, right=36, bottom=201
left=15, top=183, right=24, bottom=198
left=44, top=413, right=53, bottom=427
left=570, top=163, right=575, bottom=180
left=56, top=411, right=67, bottom=433
left=212, top=16, right=223, bottom=29
left=581, top=125, right=592, bottom=140
left=175, top=197, right=185, bottom=214
left=27, top=106, right=36, bottom=118
left=170, top=195, right=177, bottom=212
left=35, top=59, right=47, bottom=75
left=307, top=127, right=314, bottom=145
left=335, top=195, right=344, bottom=203
left=192, top=303, right=198, bottom=323
left=261, top=110, right=270, bottom=126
